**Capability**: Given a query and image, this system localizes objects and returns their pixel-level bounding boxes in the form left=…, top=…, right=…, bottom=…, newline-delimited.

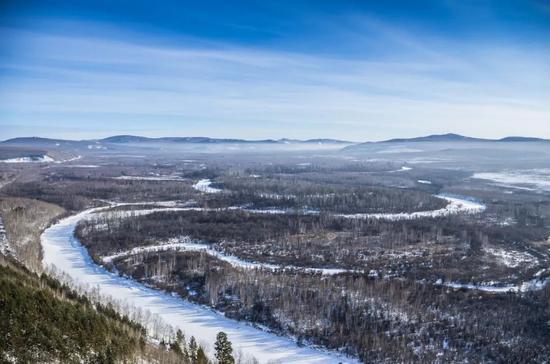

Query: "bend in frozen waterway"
left=101, top=238, right=356, bottom=276
left=41, top=207, right=360, bottom=364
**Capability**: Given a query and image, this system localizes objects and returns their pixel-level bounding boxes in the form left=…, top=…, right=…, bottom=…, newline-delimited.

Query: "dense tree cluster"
left=0, top=257, right=146, bottom=363
left=77, top=207, right=549, bottom=283
left=0, top=197, right=65, bottom=271
left=113, top=250, right=550, bottom=363
left=206, top=176, right=446, bottom=214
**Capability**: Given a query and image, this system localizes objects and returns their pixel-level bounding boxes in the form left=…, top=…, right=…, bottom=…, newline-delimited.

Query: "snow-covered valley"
left=39, top=194, right=487, bottom=363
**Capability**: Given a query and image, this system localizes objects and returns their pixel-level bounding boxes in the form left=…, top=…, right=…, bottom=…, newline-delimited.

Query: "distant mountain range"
left=342, top=133, right=549, bottom=153
left=1, top=133, right=547, bottom=149
left=380, top=133, right=548, bottom=143
left=1, top=135, right=353, bottom=146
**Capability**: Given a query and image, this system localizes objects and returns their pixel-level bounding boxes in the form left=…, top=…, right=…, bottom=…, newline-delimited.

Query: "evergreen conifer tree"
left=196, top=346, right=209, bottom=364
left=214, top=332, right=234, bottom=364
left=189, top=336, right=198, bottom=363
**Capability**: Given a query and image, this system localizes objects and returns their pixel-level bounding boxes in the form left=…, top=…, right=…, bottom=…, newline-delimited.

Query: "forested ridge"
left=0, top=256, right=147, bottom=363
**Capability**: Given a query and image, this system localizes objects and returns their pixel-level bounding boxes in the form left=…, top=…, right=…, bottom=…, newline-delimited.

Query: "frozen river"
left=41, top=207, right=360, bottom=364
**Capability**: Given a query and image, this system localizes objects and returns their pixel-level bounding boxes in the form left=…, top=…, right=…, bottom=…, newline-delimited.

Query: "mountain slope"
left=343, top=133, right=549, bottom=153
left=0, top=257, right=147, bottom=363
left=382, top=133, right=485, bottom=143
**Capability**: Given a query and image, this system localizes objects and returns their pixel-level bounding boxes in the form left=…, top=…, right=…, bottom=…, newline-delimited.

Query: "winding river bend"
left=41, top=207, right=360, bottom=364
left=40, top=196, right=486, bottom=363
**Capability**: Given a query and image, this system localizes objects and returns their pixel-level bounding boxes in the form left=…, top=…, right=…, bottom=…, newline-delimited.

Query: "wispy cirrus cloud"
left=0, top=18, right=549, bottom=140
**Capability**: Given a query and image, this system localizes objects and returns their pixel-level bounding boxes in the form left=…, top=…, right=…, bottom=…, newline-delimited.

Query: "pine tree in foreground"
left=196, top=347, right=210, bottom=364
left=188, top=336, right=198, bottom=363
left=214, top=331, right=234, bottom=364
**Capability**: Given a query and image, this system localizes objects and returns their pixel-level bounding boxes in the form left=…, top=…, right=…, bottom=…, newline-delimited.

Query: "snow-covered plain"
left=41, top=207, right=360, bottom=364
left=193, top=179, right=222, bottom=193
left=102, top=238, right=355, bottom=275
left=473, top=169, right=550, bottom=192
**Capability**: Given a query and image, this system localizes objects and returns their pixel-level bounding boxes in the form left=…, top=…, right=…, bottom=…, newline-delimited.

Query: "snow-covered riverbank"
left=91, top=193, right=485, bottom=225
left=41, top=207, right=360, bottom=364
left=336, top=195, right=485, bottom=220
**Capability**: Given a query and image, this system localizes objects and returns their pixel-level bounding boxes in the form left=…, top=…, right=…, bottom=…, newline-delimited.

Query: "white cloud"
left=0, top=22, right=549, bottom=140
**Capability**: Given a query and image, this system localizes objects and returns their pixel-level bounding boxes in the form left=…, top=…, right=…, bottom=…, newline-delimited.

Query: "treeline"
left=2, top=176, right=195, bottom=211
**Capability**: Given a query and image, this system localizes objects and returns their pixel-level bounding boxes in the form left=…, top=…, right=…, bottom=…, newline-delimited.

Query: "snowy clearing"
left=41, top=206, right=360, bottom=364
left=193, top=179, right=222, bottom=193
left=101, top=238, right=356, bottom=275
left=485, top=247, right=538, bottom=268
left=1, top=155, right=55, bottom=163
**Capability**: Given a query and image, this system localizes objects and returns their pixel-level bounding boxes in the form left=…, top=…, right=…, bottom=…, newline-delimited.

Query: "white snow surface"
left=473, top=169, right=550, bottom=192
left=55, top=155, right=82, bottom=163
left=0, top=217, right=12, bottom=256
left=485, top=247, right=538, bottom=268
left=193, top=179, right=222, bottom=193
left=1, top=154, right=83, bottom=164
left=336, top=195, right=485, bottom=220
left=101, top=238, right=355, bottom=275
left=417, top=180, right=432, bottom=185
left=41, top=206, right=359, bottom=364
left=113, top=175, right=185, bottom=181
left=1, top=155, right=55, bottom=163
left=441, top=278, right=549, bottom=293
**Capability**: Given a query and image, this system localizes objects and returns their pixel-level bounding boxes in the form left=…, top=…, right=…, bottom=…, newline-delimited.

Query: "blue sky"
left=1, top=0, right=549, bottom=141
